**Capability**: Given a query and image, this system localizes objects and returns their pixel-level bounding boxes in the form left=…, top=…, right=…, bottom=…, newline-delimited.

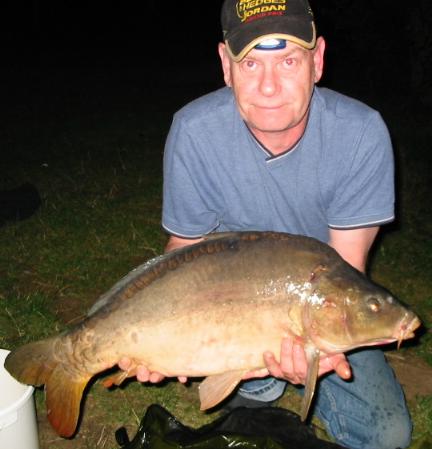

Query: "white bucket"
left=0, top=348, right=39, bottom=449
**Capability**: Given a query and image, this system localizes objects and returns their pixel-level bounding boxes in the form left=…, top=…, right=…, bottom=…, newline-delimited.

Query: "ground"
left=32, top=350, right=432, bottom=449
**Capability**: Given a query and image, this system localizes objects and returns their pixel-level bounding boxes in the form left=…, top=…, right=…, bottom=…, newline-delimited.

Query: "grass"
left=369, top=113, right=432, bottom=366
left=0, top=62, right=431, bottom=448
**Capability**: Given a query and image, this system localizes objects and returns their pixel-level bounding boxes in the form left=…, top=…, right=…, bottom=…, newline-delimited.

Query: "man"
left=120, top=1, right=411, bottom=448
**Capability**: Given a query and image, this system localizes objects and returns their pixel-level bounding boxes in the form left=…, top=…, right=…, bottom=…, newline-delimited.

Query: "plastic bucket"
left=0, top=349, right=39, bottom=449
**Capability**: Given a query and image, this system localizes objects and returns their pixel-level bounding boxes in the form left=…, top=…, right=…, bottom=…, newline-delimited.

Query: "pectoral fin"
left=199, top=370, right=247, bottom=410
left=300, top=345, right=320, bottom=422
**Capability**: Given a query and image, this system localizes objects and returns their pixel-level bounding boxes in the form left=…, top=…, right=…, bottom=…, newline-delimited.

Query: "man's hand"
left=118, top=337, right=350, bottom=386
left=242, top=337, right=351, bottom=384
left=117, top=357, right=188, bottom=384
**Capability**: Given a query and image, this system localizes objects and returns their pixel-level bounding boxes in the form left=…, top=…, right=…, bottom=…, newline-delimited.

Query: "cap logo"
left=236, top=0, right=286, bottom=23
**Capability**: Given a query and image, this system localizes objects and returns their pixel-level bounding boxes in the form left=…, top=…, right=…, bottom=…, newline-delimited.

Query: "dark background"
left=1, top=0, right=431, bottom=101
left=0, top=0, right=431, bottom=193
left=1, top=1, right=431, bottom=203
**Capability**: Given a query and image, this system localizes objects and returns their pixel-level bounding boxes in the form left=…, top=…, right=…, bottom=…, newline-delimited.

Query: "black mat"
left=115, top=404, right=347, bottom=449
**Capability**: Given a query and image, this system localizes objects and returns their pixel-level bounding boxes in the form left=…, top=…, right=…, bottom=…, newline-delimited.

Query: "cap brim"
left=225, top=19, right=316, bottom=62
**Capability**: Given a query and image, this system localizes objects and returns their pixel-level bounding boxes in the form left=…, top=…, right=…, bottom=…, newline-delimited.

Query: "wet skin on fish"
left=4, top=231, right=421, bottom=437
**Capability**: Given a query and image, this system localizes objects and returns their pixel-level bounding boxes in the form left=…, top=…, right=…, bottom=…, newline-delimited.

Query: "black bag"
left=115, top=404, right=347, bottom=449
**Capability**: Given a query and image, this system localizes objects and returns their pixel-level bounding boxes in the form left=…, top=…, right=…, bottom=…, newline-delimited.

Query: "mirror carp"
left=5, top=231, right=421, bottom=437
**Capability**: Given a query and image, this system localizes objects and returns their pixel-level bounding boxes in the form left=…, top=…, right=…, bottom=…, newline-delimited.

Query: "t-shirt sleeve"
left=162, top=115, right=220, bottom=238
left=327, top=111, right=395, bottom=228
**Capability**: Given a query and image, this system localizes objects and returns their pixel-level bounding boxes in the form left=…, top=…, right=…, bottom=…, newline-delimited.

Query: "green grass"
left=369, top=113, right=432, bottom=367
left=0, top=67, right=431, bottom=448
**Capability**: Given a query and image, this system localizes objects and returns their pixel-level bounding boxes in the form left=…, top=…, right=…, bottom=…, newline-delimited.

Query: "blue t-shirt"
left=162, top=86, right=394, bottom=244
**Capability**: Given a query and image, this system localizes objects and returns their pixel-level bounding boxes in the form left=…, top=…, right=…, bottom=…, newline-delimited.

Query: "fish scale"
left=4, top=231, right=421, bottom=438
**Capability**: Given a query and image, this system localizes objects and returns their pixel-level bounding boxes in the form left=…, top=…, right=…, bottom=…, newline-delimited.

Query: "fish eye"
left=367, top=297, right=381, bottom=312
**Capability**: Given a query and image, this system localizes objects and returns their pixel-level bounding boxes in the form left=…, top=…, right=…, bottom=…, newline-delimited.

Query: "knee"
left=332, top=410, right=412, bottom=449
left=368, top=411, right=412, bottom=449
left=319, top=404, right=412, bottom=449
left=238, top=378, right=286, bottom=402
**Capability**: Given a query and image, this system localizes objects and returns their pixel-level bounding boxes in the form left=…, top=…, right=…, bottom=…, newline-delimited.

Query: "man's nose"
left=258, top=65, right=279, bottom=97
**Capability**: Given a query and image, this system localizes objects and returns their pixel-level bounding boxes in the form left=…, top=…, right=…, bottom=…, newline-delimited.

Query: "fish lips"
left=394, top=314, right=421, bottom=349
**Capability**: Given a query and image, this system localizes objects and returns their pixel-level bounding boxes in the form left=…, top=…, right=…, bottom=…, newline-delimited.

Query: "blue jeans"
left=238, top=348, right=411, bottom=449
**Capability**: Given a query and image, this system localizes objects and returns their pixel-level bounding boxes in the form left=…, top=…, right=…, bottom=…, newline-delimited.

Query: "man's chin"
left=248, top=122, right=294, bottom=134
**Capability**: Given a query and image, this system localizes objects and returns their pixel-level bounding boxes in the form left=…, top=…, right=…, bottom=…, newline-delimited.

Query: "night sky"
left=1, top=1, right=431, bottom=105
left=1, top=1, right=224, bottom=67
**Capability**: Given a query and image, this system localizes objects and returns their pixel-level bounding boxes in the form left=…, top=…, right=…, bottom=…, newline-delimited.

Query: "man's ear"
left=218, top=42, right=232, bottom=87
left=313, top=36, right=326, bottom=83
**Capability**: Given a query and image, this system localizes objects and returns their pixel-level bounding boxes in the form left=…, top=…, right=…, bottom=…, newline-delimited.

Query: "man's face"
left=219, top=38, right=325, bottom=137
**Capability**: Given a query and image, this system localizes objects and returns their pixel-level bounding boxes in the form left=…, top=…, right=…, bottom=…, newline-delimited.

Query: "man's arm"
left=328, top=226, right=379, bottom=273
left=164, top=235, right=203, bottom=253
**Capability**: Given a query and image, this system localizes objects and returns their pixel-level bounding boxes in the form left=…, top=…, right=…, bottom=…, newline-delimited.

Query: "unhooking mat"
left=115, top=404, right=347, bottom=449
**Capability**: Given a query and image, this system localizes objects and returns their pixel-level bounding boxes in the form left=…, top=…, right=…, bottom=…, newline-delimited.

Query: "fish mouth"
left=310, top=314, right=421, bottom=354
left=394, top=314, right=421, bottom=349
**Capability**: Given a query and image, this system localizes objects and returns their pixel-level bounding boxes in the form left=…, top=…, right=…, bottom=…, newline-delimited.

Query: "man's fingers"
left=318, top=354, right=352, bottom=380
left=290, top=340, right=307, bottom=382
left=263, top=351, right=284, bottom=378
left=242, top=368, right=269, bottom=380
left=148, top=371, right=165, bottom=383
left=278, top=338, right=295, bottom=378
left=334, top=358, right=351, bottom=380
left=122, top=349, right=351, bottom=386
left=118, top=357, right=132, bottom=371
left=136, top=366, right=151, bottom=382
left=118, top=357, right=169, bottom=383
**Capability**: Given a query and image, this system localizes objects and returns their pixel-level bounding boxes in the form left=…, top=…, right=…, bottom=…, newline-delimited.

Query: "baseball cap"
left=221, top=0, right=316, bottom=61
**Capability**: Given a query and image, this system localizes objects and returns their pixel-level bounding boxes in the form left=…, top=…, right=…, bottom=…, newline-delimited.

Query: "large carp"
left=5, top=231, right=420, bottom=438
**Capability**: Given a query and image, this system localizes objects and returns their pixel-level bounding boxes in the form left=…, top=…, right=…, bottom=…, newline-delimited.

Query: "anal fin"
left=102, top=363, right=137, bottom=388
left=46, top=365, right=91, bottom=438
left=199, top=370, right=247, bottom=410
left=300, top=345, right=320, bottom=422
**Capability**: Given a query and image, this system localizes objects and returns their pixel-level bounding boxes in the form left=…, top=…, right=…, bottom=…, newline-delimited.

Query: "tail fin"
left=5, top=338, right=91, bottom=437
